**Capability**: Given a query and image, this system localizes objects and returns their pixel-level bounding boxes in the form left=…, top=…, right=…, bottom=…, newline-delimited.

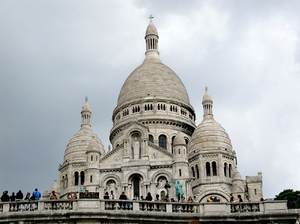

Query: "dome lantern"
left=81, top=97, right=91, bottom=128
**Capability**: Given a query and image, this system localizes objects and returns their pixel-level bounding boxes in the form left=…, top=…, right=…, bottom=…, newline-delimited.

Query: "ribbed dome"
left=64, top=127, right=104, bottom=162
left=117, top=61, right=191, bottom=106
left=189, top=118, right=232, bottom=152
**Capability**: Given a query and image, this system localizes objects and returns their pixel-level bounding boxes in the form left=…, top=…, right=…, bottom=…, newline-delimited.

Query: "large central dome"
left=117, top=20, right=191, bottom=108
left=117, top=61, right=191, bottom=106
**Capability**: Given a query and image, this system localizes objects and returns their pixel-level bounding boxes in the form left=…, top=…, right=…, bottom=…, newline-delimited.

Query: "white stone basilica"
left=53, top=20, right=263, bottom=203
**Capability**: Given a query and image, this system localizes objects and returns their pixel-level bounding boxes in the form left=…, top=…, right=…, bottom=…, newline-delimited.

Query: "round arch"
left=196, top=190, right=230, bottom=203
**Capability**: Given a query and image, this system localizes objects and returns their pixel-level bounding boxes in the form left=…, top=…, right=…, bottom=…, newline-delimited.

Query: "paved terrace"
left=0, top=199, right=299, bottom=223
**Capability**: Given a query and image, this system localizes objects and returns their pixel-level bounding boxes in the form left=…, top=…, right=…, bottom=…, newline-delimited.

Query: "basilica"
left=52, top=19, right=263, bottom=203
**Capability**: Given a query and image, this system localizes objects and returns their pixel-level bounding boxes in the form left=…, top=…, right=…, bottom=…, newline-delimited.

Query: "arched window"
left=196, top=164, right=200, bottom=179
left=212, top=162, right=217, bottom=176
left=80, top=171, right=85, bottom=185
left=185, top=138, right=189, bottom=145
left=206, top=162, right=211, bottom=176
left=90, top=175, right=93, bottom=183
left=159, top=134, right=167, bottom=149
left=65, top=174, right=68, bottom=188
left=224, top=163, right=228, bottom=177
left=91, top=155, right=93, bottom=161
left=149, top=134, right=154, bottom=143
left=179, top=169, right=182, bottom=177
left=229, top=164, right=232, bottom=178
left=192, top=166, right=195, bottom=178
left=74, top=172, right=79, bottom=186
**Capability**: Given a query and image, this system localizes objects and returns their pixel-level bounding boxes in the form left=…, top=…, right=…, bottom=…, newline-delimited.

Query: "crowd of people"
left=0, top=188, right=42, bottom=202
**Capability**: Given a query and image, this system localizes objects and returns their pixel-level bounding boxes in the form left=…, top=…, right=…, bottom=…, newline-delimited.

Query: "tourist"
left=119, top=192, right=127, bottom=209
left=50, top=191, right=58, bottom=200
left=188, top=196, right=194, bottom=212
left=10, top=192, right=16, bottom=201
left=181, top=197, right=187, bottom=212
left=32, top=188, right=41, bottom=200
left=104, top=192, right=109, bottom=199
left=154, top=194, right=161, bottom=202
left=16, top=190, right=23, bottom=201
left=230, top=194, right=235, bottom=202
left=171, top=198, right=178, bottom=212
left=109, top=191, right=115, bottom=209
left=146, top=192, right=152, bottom=201
left=146, top=192, right=153, bottom=210
left=1, top=191, right=10, bottom=202
left=237, top=195, right=243, bottom=202
left=133, top=194, right=139, bottom=200
left=24, top=192, right=31, bottom=200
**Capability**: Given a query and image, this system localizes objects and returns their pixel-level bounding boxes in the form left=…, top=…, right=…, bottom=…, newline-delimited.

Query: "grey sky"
left=0, top=0, right=299, bottom=199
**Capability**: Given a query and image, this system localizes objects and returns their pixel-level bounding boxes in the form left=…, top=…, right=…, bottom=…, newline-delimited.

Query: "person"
left=175, top=181, right=184, bottom=202
left=133, top=194, right=139, bottom=200
left=1, top=191, right=10, bottom=202
left=146, top=192, right=152, bottom=201
left=163, top=194, right=169, bottom=202
left=171, top=198, right=178, bottom=212
left=181, top=196, right=187, bottom=212
left=230, top=194, right=235, bottom=202
left=146, top=192, right=153, bottom=210
left=24, top=192, right=31, bottom=200
left=119, top=192, right=127, bottom=209
left=103, top=192, right=109, bottom=199
left=50, top=191, right=58, bottom=200
left=50, top=191, right=58, bottom=210
left=10, top=192, right=16, bottom=201
left=16, top=190, right=23, bottom=201
left=237, top=194, right=243, bottom=202
left=110, top=191, right=115, bottom=209
left=32, top=188, right=41, bottom=200
left=154, top=194, right=161, bottom=202
left=187, top=196, right=194, bottom=212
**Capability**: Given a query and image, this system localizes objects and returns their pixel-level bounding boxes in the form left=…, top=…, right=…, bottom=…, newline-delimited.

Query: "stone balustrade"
left=0, top=199, right=288, bottom=214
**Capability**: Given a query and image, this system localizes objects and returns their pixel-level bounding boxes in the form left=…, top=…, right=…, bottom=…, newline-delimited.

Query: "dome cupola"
left=189, top=88, right=232, bottom=152
left=63, top=98, right=105, bottom=163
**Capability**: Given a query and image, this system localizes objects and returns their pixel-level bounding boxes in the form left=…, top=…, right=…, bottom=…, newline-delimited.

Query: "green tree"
left=275, top=189, right=300, bottom=209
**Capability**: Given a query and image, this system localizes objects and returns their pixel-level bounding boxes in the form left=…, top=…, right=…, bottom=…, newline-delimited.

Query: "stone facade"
left=54, top=20, right=263, bottom=203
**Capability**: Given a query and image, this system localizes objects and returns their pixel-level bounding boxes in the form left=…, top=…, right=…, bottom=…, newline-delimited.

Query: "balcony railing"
left=0, top=199, right=288, bottom=215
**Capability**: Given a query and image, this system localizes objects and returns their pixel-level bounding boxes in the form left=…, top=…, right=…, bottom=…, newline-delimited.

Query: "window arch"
left=80, top=171, right=85, bottom=185
left=224, top=162, right=228, bottom=177
left=149, top=134, right=154, bottom=143
left=212, top=162, right=217, bottom=176
left=196, top=164, right=200, bottom=179
left=74, top=172, right=79, bottom=186
left=229, top=164, right=232, bottom=178
left=192, top=166, right=195, bottom=178
left=206, top=162, right=211, bottom=176
left=159, top=134, right=167, bottom=149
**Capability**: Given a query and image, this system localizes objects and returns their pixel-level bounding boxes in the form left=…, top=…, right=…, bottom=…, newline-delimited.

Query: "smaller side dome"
left=189, top=89, right=232, bottom=152
left=173, top=132, right=186, bottom=146
left=86, top=140, right=105, bottom=156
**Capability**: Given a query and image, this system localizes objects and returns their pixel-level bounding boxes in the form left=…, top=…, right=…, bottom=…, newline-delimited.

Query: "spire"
left=81, top=97, right=92, bottom=128
left=202, top=87, right=213, bottom=120
left=144, top=15, right=161, bottom=62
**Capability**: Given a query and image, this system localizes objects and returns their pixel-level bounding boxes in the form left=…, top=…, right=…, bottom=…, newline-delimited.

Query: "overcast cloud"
left=0, top=0, right=299, bottom=199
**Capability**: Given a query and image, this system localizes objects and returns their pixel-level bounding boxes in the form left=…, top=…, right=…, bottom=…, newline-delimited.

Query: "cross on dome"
left=149, top=15, right=154, bottom=21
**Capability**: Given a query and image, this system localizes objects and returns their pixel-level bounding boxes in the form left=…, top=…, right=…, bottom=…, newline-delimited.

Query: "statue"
left=175, top=181, right=184, bottom=201
left=132, top=137, right=140, bottom=159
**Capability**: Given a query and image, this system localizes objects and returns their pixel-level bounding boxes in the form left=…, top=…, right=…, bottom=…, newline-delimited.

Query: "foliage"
left=275, top=189, right=300, bottom=209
